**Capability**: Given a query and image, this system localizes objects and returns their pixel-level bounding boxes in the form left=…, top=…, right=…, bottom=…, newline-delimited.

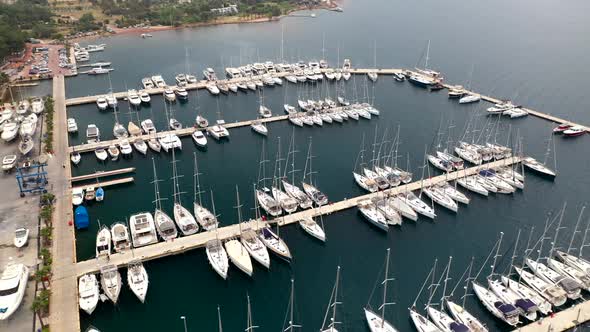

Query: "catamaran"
left=129, top=212, right=158, bottom=248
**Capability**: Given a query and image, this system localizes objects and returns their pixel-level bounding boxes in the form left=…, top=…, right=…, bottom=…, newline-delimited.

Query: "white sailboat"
left=364, top=248, right=399, bottom=332
left=358, top=199, right=388, bottom=232
left=299, top=215, right=326, bottom=242
left=151, top=158, right=178, bottom=241
left=224, top=218, right=253, bottom=279
left=193, top=154, right=218, bottom=231
left=255, top=141, right=282, bottom=217
left=170, top=149, right=199, bottom=236
left=271, top=138, right=298, bottom=214
left=320, top=266, right=342, bottom=332
left=127, top=260, right=148, bottom=303
left=206, top=237, right=229, bottom=280
left=256, top=186, right=291, bottom=261
left=302, top=138, right=328, bottom=206
left=282, top=131, right=314, bottom=209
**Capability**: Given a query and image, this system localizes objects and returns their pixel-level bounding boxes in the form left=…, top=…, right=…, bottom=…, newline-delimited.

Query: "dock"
left=70, top=167, right=135, bottom=182
left=67, top=114, right=289, bottom=154
left=74, top=156, right=520, bottom=276
left=513, top=299, right=590, bottom=332
left=71, top=177, right=134, bottom=190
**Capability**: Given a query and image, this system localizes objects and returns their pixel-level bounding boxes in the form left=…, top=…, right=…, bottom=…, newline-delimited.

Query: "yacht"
left=207, top=120, right=230, bottom=140
left=514, top=266, right=567, bottom=307
left=129, top=212, right=158, bottom=247
left=354, top=172, right=378, bottom=192
left=0, top=263, right=29, bottom=320
left=563, top=126, right=585, bottom=137
left=435, top=182, right=470, bottom=204
left=472, top=281, right=520, bottom=326
left=401, top=192, right=436, bottom=219
left=272, top=185, right=298, bottom=214
left=169, top=118, right=182, bottom=130
left=256, top=188, right=282, bottom=217
left=147, top=138, right=161, bottom=153
left=174, top=87, right=189, bottom=100
left=96, top=96, right=108, bottom=110
left=19, top=114, right=37, bottom=137
left=422, top=186, right=458, bottom=212
left=159, top=133, right=182, bottom=152
left=458, top=93, right=481, bottom=104
left=259, top=105, right=272, bottom=118
left=288, top=114, right=304, bottom=127
left=127, top=89, right=141, bottom=107
left=100, top=265, right=122, bottom=304
left=302, top=182, right=328, bottom=206
left=113, top=121, right=128, bottom=139
left=250, top=120, right=268, bottom=136
left=128, top=121, right=142, bottom=136
left=175, top=73, right=188, bottom=86
left=127, top=260, right=149, bottom=303
left=428, top=154, right=453, bottom=172
left=526, top=259, right=581, bottom=300
left=95, top=226, right=111, bottom=258
left=206, top=239, right=229, bottom=279
left=501, top=276, right=552, bottom=316
left=522, top=157, right=556, bottom=177
left=30, top=97, right=44, bottom=114
left=132, top=138, right=148, bottom=155
left=555, top=250, right=590, bottom=275
left=457, top=176, right=489, bottom=196
left=489, top=278, right=538, bottom=321
left=107, top=144, right=120, bottom=159
left=504, top=108, right=529, bottom=118
left=408, top=73, right=436, bottom=88
left=203, top=68, right=217, bottom=81
left=192, top=130, right=207, bottom=147
left=478, top=169, right=515, bottom=194
left=163, top=88, right=176, bottom=102
left=282, top=180, right=313, bottom=209
left=364, top=249, right=399, bottom=332
left=72, top=188, right=84, bottom=206
left=77, top=273, right=99, bottom=315
left=14, top=228, right=29, bottom=248
left=241, top=229, right=271, bottom=269
left=357, top=200, right=388, bottom=231
left=151, top=75, right=166, bottom=88
left=173, top=200, right=199, bottom=236
left=224, top=238, right=253, bottom=276
left=195, top=115, right=209, bottom=128
left=119, top=139, right=133, bottom=156
left=141, top=119, right=156, bottom=134
left=259, top=225, right=292, bottom=261
left=1, top=122, right=19, bottom=142
left=110, top=222, right=131, bottom=253
left=206, top=83, right=220, bottom=95
left=93, top=148, right=107, bottom=162
left=67, top=118, right=78, bottom=133
left=389, top=195, right=419, bottom=221
left=142, top=77, right=155, bottom=89
left=299, top=216, right=326, bottom=242
left=445, top=300, right=488, bottom=332
left=106, top=94, right=117, bottom=108
left=139, top=90, right=151, bottom=103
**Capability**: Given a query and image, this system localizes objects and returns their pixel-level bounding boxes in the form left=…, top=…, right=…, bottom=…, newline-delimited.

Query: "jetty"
left=74, top=156, right=521, bottom=276
left=513, top=300, right=590, bottom=332
left=71, top=177, right=134, bottom=190
left=70, top=167, right=135, bottom=182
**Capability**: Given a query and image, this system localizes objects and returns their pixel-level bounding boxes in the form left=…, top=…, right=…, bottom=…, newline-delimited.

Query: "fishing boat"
left=13, top=228, right=29, bottom=248
left=100, top=264, right=122, bottom=304
left=364, top=248, right=399, bottom=332
left=357, top=200, right=388, bottom=231
left=78, top=274, right=99, bottom=315
left=170, top=150, right=199, bottom=236
left=127, top=260, right=149, bottom=303
left=151, top=159, right=178, bottom=241
left=110, top=222, right=131, bottom=253
left=129, top=212, right=158, bottom=248
left=95, top=225, right=111, bottom=258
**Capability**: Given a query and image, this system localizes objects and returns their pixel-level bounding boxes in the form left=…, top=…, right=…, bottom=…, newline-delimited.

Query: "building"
left=210, top=4, right=238, bottom=15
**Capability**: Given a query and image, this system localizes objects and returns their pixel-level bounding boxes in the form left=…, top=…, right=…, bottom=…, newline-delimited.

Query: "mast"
left=285, top=279, right=301, bottom=331
left=193, top=152, right=204, bottom=206
left=273, top=137, right=283, bottom=189
left=217, top=305, right=223, bottom=332
left=370, top=124, right=379, bottom=169
left=567, top=206, right=586, bottom=254
left=380, top=248, right=392, bottom=328
left=245, top=295, right=258, bottom=332
left=235, top=185, right=243, bottom=237
left=580, top=213, right=590, bottom=257
left=171, top=148, right=184, bottom=205
left=461, top=257, right=474, bottom=308
left=507, top=229, right=522, bottom=277
left=151, top=157, right=164, bottom=210
left=302, top=137, right=314, bottom=184
left=549, top=203, right=567, bottom=258
left=440, top=256, right=452, bottom=310
left=489, top=232, right=504, bottom=279
left=329, top=266, right=341, bottom=330
left=425, top=40, right=430, bottom=70
left=519, top=226, right=535, bottom=283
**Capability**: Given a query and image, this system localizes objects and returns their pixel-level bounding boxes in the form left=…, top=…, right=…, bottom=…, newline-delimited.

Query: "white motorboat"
left=110, top=222, right=131, bottom=253
left=19, top=114, right=37, bottom=136
left=526, top=259, right=581, bottom=300
left=72, top=188, right=84, bottom=205
left=132, top=138, right=148, bottom=155
left=67, top=118, right=78, bottom=133
left=151, top=75, right=166, bottom=88
left=129, top=212, right=158, bottom=248
left=299, top=216, right=326, bottom=241
left=95, top=226, right=111, bottom=258
left=224, top=239, right=253, bottom=276
left=94, top=148, right=108, bottom=161
left=422, top=187, right=458, bottom=212
left=141, top=119, right=156, bottom=134
left=84, top=186, right=96, bottom=201
left=456, top=176, right=489, bottom=196
left=389, top=195, right=419, bottom=221
left=106, top=94, right=117, bottom=108
left=241, top=229, right=270, bottom=269
left=127, top=260, right=149, bottom=303
left=78, top=273, right=99, bottom=315
left=30, top=98, right=44, bottom=114
left=1, top=122, right=18, bottom=142
left=1, top=154, right=16, bottom=172
left=196, top=115, right=209, bottom=128
left=522, top=157, right=556, bottom=177
left=251, top=120, right=268, bottom=136
left=100, top=265, right=122, bottom=304
left=353, top=172, right=378, bottom=192
left=192, top=130, right=207, bottom=147
left=458, top=94, right=481, bottom=104
left=118, top=139, right=133, bottom=156
left=206, top=83, right=220, bottom=95
left=401, top=192, right=436, bottom=219
left=147, top=138, right=161, bottom=153
left=107, top=145, right=120, bottom=159
left=501, top=276, right=552, bottom=315
left=259, top=105, right=272, bottom=118
left=13, top=228, right=29, bottom=248
left=163, top=88, right=176, bottom=102
left=207, top=120, right=230, bottom=140
left=206, top=239, right=229, bottom=279
left=358, top=200, right=389, bottom=231
left=259, top=225, right=292, bottom=261
left=514, top=266, right=567, bottom=307
left=127, top=89, right=141, bottom=107
left=139, top=90, right=151, bottom=103
left=142, top=77, right=155, bottom=89
left=504, top=108, right=529, bottom=118
left=158, top=134, right=182, bottom=152
left=472, top=281, right=520, bottom=326
left=18, top=137, right=34, bottom=155
left=96, top=96, right=108, bottom=110
left=489, top=278, right=538, bottom=321
left=175, top=87, right=189, bottom=100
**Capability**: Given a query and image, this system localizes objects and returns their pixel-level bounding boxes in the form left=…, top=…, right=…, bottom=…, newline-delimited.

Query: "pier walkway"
left=513, top=299, right=590, bottom=332
left=70, top=167, right=135, bottom=182
left=73, top=156, right=520, bottom=276
left=72, top=177, right=134, bottom=190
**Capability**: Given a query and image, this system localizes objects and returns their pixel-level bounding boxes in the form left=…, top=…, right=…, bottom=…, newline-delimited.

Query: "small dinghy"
left=14, top=228, right=29, bottom=248
left=95, top=187, right=104, bottom=202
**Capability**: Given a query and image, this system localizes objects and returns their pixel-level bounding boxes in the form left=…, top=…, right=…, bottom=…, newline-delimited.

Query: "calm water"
left=68, top=0, right=590, bottom=331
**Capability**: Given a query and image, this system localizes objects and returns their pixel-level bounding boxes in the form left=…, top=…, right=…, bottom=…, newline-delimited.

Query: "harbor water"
left=63, top=0, right=590, bottom=331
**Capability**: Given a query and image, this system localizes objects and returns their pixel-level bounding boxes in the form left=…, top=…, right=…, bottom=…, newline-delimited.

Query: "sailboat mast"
left=151, top=157, right=161, bottom=210
left=440, top=256, right=452, bottom=310
left=380, top=248, right=390, bottom=328
left=217, top=305, right=223, bottom=332
left=507, top=229, right=521, bottom=277
left=331, top=266, right=340, bottom=329
left=580, top=214, right=590, bottom=257
left=489, top=232, right=504, bottom=278
left=425, top=40, right=430, bottom=70
left=289, top=279, right=295, bottom=331
left=235, top=185, right=243, bottom=235
left=461, top=257, right=474, bottom=308
left=519, top=226, right=535, bottom=283
left=549, top=203, right=567, bottom=258
left=193, top=153, right=203, bottom=205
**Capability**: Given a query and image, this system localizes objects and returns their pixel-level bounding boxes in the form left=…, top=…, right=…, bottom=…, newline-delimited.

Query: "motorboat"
left=113, top=122, right=128, bottom=139
left=14, top=228, right=29, bottom=248
left=241, top=229, right=270, bottom=269
left=78, top=273, right=99, bottom=315
left=141, top=77, right=155, bottom=89
left=84, top=186, right=96, bottom=201
left=401, top=192, right=436, bottom=219
left=95, top=226, right=111, bottom=258
left=1, top=155, right=17, bottom=172
left=357, top=200, right=388, bottom=231
left=151, top=75, right=166, bottom=88
left=95, top=187, right=104, bottom=202
left=107, top=144, right=120, bottom=159
left=196, top=115, right=209, bottom=128
left=422, top=186, right=458, bottom=212
left=563, top=126, right=586, bottom=137
left=514, top=266, right=567, bottom=307
left=228, top=83, right=238, bottom=92
left=127, top=89, right=141, bottom=107
left=158, top=134, right=182, bottom=152
left=207, top=120, right=230, bottom=140
left=129, top=212, right=158, bottom=247
left=458, top=93, right=481, bottom=104
left=147, top=138, right=161, bottom=153
left=19, top=114, right=37, bottom=136
left=299, top=217, right=326, bottom=241
left=74, top=206, right=89, bottom=229
left=1, top=122, right=19, bottom=142
left=132, top=138, right=148, bottom=155
left=250, top=120, right=268, bottom=136
left=206, top=83, right=220, bottom=95
left=16, top=100, right=29, bottom=114
left=224, top=239, right=253, bottom=276
left=553, top=124, right=572, bottom=134
left=408, top=73, right=436, bottom=88
left=141, top=119, right=156, bottom=134
left=96, top=96, right=108, bottom=110
left=206, top=239, right=229, bottom=279
left=100, top=264, right=122, bottom=304
left=18, top=137, right=34, bottom=155
left=203, top=67, right=217, bottom=81
left=522, top=157, right=556, bottom=177
left=256, top=188, right=282, bottom=217
left=30, top=98, right=44, bottom=114
left=259, top=225, right=292, bottom=261
left=110, top=222, right=131, bottom=253
left=154, top=209, right=178, bottom=241
left=72, top=188, right=84, bottom=205
left=191, top=130, right=207, bottom=147
left=448, top=88, right=465, bottom=98
left=67, top=118, right=78, bottom=133
left=503, top=108, right=529, bottom=118
left=173, top=203, right=199, bottom=236
left=127, top=260, right=149, bottom=303
left=472, top=281, right=520, bottom=326
left=106, top=94, right=117, bottom=108
left=139, top=90, right=151, bottom=103
left=118, top=139, right=133, bottom=156
left=175, top=74, right=188, bottom=86
left=259, top=105, right=272, bottom=118
left=526, top=259, right=581, bottom=300
left=163, top=88, right=176, bottom=102
left=174, top=87, right=189, bottom=100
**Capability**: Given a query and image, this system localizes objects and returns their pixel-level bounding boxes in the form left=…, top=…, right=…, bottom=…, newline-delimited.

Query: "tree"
left=0, top=72, right=9, bottom=86
left=31, top=289, right=51, bottom=327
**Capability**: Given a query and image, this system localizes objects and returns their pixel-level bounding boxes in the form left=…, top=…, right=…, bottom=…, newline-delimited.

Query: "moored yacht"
left=100, top=264, right=122, bottom=304
left=110, top=222, right=131, bottom=253
left=78, top=273, right=99, bottom=315
left=224, top=238, right=253, bottom=276
left=127, top=260, right=149, bottom=303
left=129, top=212, right=158, bottom=248
left=358, top=200, right=388, bottom=231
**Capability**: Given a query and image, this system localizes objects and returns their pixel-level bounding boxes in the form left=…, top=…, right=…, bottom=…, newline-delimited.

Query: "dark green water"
left=67, top=0, right=590, bottom=331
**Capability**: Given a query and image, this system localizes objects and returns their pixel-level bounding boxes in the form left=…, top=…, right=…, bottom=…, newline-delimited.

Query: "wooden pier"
left=513, top=299, right=590, bottom=332
left=74, top=156, right=520, bottom=276
left=70, top=167, right=135, bottom=182
left=71, top=176, right=134, bottom=190
left=67, top=114, right=290, bottom=154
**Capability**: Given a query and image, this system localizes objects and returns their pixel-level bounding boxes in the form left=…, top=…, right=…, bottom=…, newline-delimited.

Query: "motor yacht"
left=110, top=222, right=131, bottom=253
left=78, top=274, right=99, bottom=315
left=127, top=260, right=149, bottom=303
left=129, top=212, right=158, bottom=247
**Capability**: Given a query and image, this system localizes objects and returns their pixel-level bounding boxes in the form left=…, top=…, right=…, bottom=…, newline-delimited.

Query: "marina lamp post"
left=180, top=316, right=188, bottom=332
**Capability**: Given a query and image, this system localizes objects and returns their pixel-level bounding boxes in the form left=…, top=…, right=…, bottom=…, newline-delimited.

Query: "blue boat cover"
left=450, top=322, right=470, bottom=332
left=262, top=227, right=273, bottom=239
left=74, top=206, right=89, bottom=229
left=515, top=298, right=537, bottom=312
left=96, top=187, right=104, bottom=199
left=494, top=301, right=519, bottom=316
left=479, top=169, right=496, bottom=177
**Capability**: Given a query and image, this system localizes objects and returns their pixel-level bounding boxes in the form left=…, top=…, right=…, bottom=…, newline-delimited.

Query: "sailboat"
left=193, top=154, right=219, bottom=231
left=367, top=41, right=378, bottom=82
left=171, top=149, right=199, bottom=236
left=224, top=189, right=253, bottom=277
left=271, top=138, right=298, bottom=213
left=425, top=258, right=468, bottom=332
left=241, top=192, right=271, bottom=269
left=257, top=217, right=291, bottom=262
left=299, top=214, right=326, bottom=242
left=522, top=132, right=557, bottom=177
left=255, top=141, right=282, bottom=217
left=364, top=248, right=399, bottom=332
left=409, top=259, right=444, bottom=332
left=206, top=226, right=229, bottom=280
left=127, top=260, right=149, bottom=303
left=282, top=132, right=314, bottom=209
left=282, top=279, right=302, bottom=332
left=245, top=295, right=259, bottom=331
left=112, top=106, right=128, bottom=139
left=320, top=266, right=342, bottom=332
left=302, top=138, right=328, bottom=206
left=151, top=158, right=178, bottom=241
